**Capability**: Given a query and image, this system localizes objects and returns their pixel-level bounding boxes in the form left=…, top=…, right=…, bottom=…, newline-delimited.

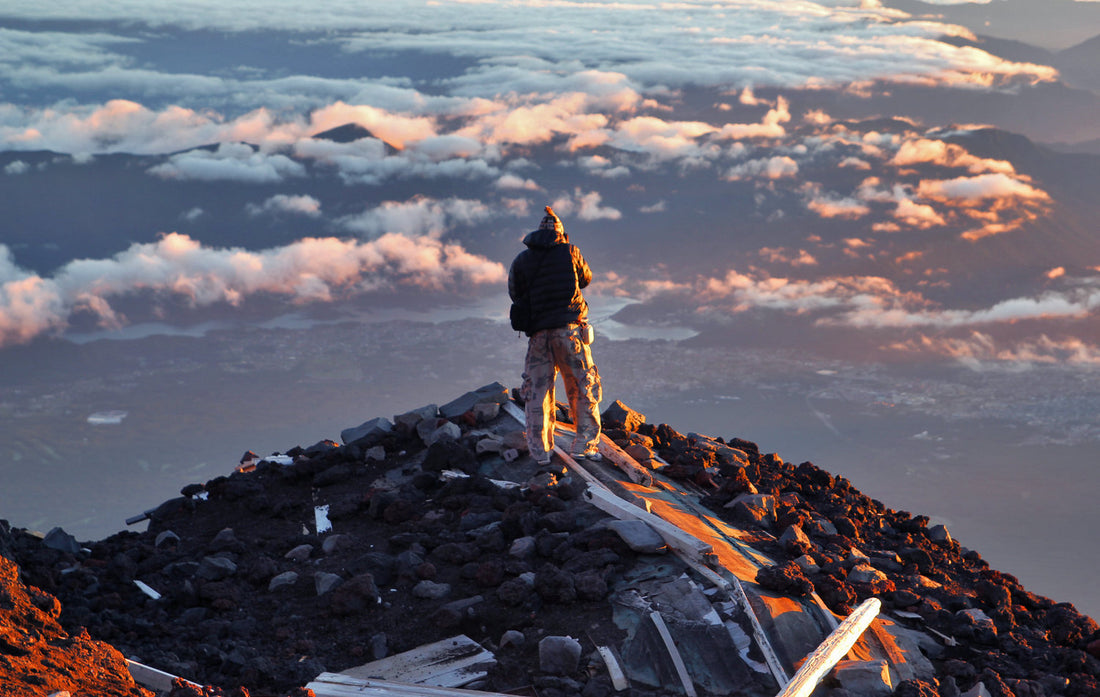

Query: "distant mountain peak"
left=311, top=123, right=401, bottom=153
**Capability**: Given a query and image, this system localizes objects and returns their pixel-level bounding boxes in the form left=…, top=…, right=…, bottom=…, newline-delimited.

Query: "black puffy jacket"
left=508, top=227, right=592, bottom=335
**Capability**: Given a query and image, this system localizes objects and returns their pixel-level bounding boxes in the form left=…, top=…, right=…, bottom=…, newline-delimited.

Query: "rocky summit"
left=2, top=384, right=1099, bottom=697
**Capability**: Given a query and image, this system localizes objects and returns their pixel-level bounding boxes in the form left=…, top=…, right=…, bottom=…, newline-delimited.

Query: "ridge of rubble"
left=1, top=386, right=1098, bottom=697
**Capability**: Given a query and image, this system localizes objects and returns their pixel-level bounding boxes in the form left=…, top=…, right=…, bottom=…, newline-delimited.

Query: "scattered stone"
left=322, top=534, right=354, bottom=555
left=602, top=400, right=645, bottom=431
left=209, top=527, right=240, bottom=551
left=155, top=530, right=180, bottom=548
left=500, top=629, right=525, bottom=648
left=440, top=382, right=509, bottom=419
left=605, top=520, right=666, bottom=554
left=365, top=445, right=386, bottom=462
left=794, top=554, right=820, bottom=575
left=285, top=544, right=314, bottom=562
left=472, top=402, right=500, bottom=422
left=394, top=404, right=439, bottom=431
left=476, top=437, right=503, bottom=454
left=427, top=421, right=462, bottom=446
left=412, top=580, right=452, bottom=600
left=509, top=536, right=536, bottom=558
left=502, top=448, right=520, bottom=463
left=929, top=524, right=953, bottom=545
left=370, top=633, right=388, bottom=660
left=268, top=571, right=299, bottom=592
left=340, top=417, right=394, bottom=448
left=624, top=443, right=657, bottom=462
left=539, top=635, right=582, bottom=675
left=847, top=564, right=888, bottom=585
left=314, top=572, right=343, bottom=596
left=834, top=659, right=893, bottom=696
left=42, top=527, right=81, bottom=554
left=196, top=556, right=238, bottom=581
left=501, top=430, right=529, bottom=452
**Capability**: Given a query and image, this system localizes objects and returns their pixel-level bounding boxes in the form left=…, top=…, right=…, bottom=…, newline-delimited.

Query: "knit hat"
left=538, top=205, right=564, bottom=234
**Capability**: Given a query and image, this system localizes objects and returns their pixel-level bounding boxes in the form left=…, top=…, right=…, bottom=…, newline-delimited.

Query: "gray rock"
left=416, top=417, right=448, bottom=444
left=285, top=543, right=314, bottom=562
left=370, top=633, right=388, bottom=660
left=502, top=448, right=520, bottom=463
left=929, top=524, right=952, bottom=545
left=847, top=564, right=888, bottom=584
left=43, top=527, right=81, bottom=554
left=394, top=404, right=439, bottom=431
left=210, top=527, right=239, bottom=551
left=268, top=571, right=299, bottom=591
left=957, top=608, right=997, bottom=634
left=539, top=635, right=582, bottom=675
left=501, top=430, right=529, bottom=452
left=602, top=400, right=645, bottom=431
left=472, top=402, right=500, bottom=422
left=726, top=493, right=777, bottom=528
left=780, top=525, right=811, bottom=549
left=794, top=554, right=820, bottom=575
left=509, top=536, right=537, bottom=558
left=846, top=548, right=871, bottom=567
left=624, top=443, right=657, bottom=462
left=315, top=572, right=344, bottom=596
left=365, top=445, right=386, bottom=462
left=155, top=530, right=180, bottom=548
left=961, top=683, right=992, bottom=697
left=426, top=421, right=462, bottom=446
left=606, top=520, right=667, bottom=554
left=341, top=417, right=394, bottom=448
left=834, top=659, right=893, bottom=696
left=196, top=556, right=238, bottom=581
left=476, top=437, right=503, bottom=454
left=500, top=629, right=525, bottom=648
left=439, top=382, right=509, bottom=419
left=322, top=534, right=354, bottom=555
left=412, top=580, right=452, bottom=599
left=805, top=515, right=837, bottom=537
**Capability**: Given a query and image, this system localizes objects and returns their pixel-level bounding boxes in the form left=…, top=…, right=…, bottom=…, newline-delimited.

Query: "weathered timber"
left=775, top=597, right=882, bottom=697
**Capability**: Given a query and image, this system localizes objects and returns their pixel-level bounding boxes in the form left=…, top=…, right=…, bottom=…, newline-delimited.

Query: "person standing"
left=508, top=206, right=602, bottom=465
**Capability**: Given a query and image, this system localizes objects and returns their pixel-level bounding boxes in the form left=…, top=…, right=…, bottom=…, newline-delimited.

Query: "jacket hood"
left=522, top=228, right=568, bottom=249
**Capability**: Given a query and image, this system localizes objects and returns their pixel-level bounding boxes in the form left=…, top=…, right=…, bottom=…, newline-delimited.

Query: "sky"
left=1, top=0, right=1099, bottom=366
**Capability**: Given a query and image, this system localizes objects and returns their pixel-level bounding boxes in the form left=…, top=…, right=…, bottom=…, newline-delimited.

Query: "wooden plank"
left=338, top=635, right=495, bottom=688
left=649, top=611, right=697, bottom=697
left=307, top=673, right=516, bottom=697
left=774, top=597, right=881, bottom=697
left=127, top=659, right=201, bottom=693
left=732, top=577, right=791, bottom=687
left=596, top=646, right=629, bottom=692
left=583, top=486, right=713, bottom=562
left=594, top=436, right=654, bottom=486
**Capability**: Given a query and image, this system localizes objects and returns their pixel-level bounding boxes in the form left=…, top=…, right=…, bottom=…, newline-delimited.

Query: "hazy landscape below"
left=1, top=314, right=1096, bottom=621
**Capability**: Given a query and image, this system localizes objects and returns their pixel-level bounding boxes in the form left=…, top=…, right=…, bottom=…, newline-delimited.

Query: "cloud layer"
left=0, top=232, right=504, bottom=346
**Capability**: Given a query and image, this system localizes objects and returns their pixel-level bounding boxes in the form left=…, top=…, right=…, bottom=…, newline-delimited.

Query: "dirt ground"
left=3, top=395, right=1100, bottom=697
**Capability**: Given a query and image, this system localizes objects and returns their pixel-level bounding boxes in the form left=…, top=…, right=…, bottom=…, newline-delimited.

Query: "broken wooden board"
left=336, top=635, right=495, bottom=688
left=775, top=597, right=881, bottom=697
left=649, top=610, right=698, bottom=697
left=307, top=673, right=516, bottom=697
left=583, top=485, right=714, bottom=563
left=127, top=659, right=201, bottom=693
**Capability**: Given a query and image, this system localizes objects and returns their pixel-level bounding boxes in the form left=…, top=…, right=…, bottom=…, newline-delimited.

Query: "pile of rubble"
left=2, top=382, right=1099, bottom=697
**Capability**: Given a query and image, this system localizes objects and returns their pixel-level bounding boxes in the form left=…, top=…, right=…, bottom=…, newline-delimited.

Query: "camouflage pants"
left=522, top=324, right=602, bottom=460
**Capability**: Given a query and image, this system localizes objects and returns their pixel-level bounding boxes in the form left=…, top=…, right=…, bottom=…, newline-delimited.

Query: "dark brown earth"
left=0, top=552, right=151, bottom=697
left=2, top=392, right=1100, bottom=697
